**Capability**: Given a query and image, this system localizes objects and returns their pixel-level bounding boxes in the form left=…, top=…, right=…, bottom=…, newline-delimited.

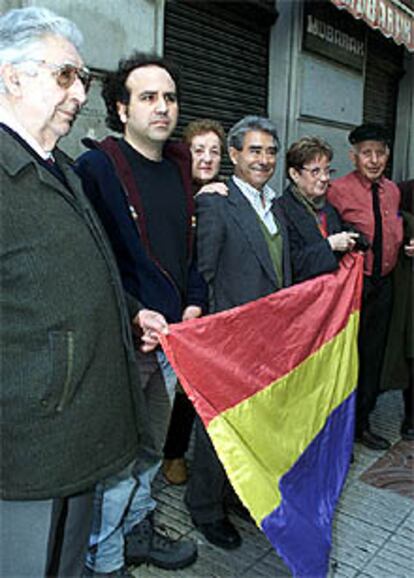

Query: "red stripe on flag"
left=161, top=254, right=363, bottom=426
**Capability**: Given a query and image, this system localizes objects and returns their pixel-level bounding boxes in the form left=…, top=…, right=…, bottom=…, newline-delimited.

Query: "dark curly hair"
left=102, top=51, right=181, bottom=133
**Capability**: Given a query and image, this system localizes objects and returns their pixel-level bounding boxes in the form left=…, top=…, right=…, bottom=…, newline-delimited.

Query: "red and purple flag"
left=161, top=253, right=364, bottom=577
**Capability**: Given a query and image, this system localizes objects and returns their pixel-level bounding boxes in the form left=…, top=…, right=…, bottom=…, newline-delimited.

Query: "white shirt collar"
left=233, top=176, right=276, bottom=206
left=232, top=175, right=278, bottom=234
left=0, top=105, right=53, bottom=161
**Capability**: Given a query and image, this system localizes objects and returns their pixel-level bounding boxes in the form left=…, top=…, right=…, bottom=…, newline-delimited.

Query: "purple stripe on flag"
left=261, top=391, right=356, bottom=578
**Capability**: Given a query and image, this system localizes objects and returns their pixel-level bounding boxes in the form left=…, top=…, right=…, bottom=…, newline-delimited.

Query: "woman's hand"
left=195, top=182, right=228, bottom=197
left=327, top=231, right=360, bottom=252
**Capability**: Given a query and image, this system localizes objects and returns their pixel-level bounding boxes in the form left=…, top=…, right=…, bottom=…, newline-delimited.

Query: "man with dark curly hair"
left=76, top=52, right=205, bottom=577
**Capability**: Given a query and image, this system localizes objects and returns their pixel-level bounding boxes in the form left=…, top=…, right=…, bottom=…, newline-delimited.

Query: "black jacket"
left=279, top=185, right=344, bottom=283
left=75, top=137, right=207, bottom=323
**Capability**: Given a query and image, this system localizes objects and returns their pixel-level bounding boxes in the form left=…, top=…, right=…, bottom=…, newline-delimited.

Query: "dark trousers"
left=403, top=360, right=413, bottom=421
left=356, top=275, right=393, bottom=434
left=0, top=492, right=93, bottom=577
left=185, top=415, right=232, bottom=524
left=164, top=390, right=195, bottom=459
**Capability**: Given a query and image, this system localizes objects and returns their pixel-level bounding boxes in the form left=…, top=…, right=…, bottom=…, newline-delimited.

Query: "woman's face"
left=190, top=131, right=222, bottom=184
left=289, top=154, right=333, bottom=200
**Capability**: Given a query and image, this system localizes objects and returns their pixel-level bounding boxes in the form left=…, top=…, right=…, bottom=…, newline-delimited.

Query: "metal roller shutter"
left=363, top=28, right=404, bottom=173
left=164, top=0, right=277, bottom=171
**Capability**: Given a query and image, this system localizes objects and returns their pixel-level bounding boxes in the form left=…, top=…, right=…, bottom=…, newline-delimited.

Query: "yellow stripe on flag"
left=207, top=310, right=360, bottom=524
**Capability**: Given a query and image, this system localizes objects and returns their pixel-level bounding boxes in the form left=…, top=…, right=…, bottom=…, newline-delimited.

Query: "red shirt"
left=327, top=171, right=403, bottom=277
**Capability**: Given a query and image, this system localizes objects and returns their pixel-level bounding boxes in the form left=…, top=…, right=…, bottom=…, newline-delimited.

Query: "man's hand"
left=195, top=182, right=228, bottom=197
left=133, top=309, right=168, bottom=353
left=182, top=305, right=202, bottom=322
left=404, top=238, right=414, bottom=258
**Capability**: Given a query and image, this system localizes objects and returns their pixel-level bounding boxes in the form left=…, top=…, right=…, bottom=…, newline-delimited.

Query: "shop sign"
left=331, top=0, right=414, bottom=52
left=303, top=1, right=365, bottom=70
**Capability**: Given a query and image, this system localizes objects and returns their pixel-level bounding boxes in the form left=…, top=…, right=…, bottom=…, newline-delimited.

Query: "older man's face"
left=15, top=34, right=87, bottom=150
left=229, top=130, right=277, bottom=190
left=350, top=140, right=389, bottom=182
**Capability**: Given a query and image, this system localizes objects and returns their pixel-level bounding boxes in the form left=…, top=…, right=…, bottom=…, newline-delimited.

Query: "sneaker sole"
left=126, top=549, right=198, bottom=570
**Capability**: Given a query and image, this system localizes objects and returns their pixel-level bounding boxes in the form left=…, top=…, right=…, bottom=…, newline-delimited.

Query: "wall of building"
left=0, top=0, right=166, bottom=157
left=269, top=1, right=366, bottom=192
left=268, top=0, right=413, bottom=192
left=1, top=0, right=412, bottom=181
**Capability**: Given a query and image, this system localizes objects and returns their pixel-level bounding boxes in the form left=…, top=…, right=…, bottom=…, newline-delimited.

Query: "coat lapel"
left=1, top=129, right=77, bottom=204
left=227, top=179, right=278, bottom=287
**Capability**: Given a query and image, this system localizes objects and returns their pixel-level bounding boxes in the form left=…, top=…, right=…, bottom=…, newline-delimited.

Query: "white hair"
left=351, top=142, right=390, bottom=155
left=0, top=6, right=84, bottom=93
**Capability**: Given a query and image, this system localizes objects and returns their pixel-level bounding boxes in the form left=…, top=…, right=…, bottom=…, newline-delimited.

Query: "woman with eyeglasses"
left=280, top=136, right=362, bottom=283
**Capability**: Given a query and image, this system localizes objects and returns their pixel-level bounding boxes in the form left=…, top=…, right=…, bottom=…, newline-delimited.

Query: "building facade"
left=3, top=0, right=412, bottom=190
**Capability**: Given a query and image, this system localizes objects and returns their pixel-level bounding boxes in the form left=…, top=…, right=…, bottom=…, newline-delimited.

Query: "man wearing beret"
left=328, top=123, right=403, bottom=450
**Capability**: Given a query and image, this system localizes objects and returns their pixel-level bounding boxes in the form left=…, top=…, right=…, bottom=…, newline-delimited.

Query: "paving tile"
left=331, top=510, right=391, bottom=567
left=396, top=509, right=414, bottom=539
left=381, top=532, right=413, bottom=563
left=328, top=559, right=359, bottom=578
left=336, top=480, right=412, bottom=530
left=361, top=553, right=413, bottom=578
left=241, top=549, right=291, bottom=577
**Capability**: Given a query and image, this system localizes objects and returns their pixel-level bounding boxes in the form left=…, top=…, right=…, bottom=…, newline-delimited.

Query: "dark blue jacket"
left=75, top=137, right=207, bottom=323
left=279, top=185, right=344, bottom=283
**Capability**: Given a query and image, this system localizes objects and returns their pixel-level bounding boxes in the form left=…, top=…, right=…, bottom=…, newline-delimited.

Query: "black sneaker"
left=83, top=566, right=133, bottom=578
left=355, top=429, right=391, bottom=450
left=125, top=514, right=197, bottom=570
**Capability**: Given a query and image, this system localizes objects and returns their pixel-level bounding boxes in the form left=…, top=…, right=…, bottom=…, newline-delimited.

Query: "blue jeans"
left=85, top=350, right=176, bottom=573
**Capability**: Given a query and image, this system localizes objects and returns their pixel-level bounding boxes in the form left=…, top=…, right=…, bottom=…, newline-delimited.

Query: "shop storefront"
left=163, top=0, right=277, bottom=173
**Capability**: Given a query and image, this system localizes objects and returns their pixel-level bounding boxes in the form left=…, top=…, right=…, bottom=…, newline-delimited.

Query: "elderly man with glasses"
left=0, top=7, right=154, bottom=577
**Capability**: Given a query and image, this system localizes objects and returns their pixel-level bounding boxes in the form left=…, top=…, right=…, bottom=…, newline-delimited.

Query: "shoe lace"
left=151, top=523, right=177, bottom=550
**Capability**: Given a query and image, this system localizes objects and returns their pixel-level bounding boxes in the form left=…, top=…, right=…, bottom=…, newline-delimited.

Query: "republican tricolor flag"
left=161, top=253, right=364, bottom=577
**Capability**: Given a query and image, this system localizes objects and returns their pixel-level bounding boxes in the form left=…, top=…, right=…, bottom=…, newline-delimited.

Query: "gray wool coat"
left=0, top=129, right=153, bottom=500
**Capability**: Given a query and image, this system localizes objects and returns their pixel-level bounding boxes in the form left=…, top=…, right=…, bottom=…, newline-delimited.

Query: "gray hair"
left=227, top=115, right=280, bottom=151
left=0, top=6, right=84, bottom=93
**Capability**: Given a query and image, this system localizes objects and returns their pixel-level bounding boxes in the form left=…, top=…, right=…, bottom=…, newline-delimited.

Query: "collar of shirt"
left=353, top=170, right=386, bottom=192
left=232, top=175, right=278, bottom=234
left=0, top=105, right=54, bottom=162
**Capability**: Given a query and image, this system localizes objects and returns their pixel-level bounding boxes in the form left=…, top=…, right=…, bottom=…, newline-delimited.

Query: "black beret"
left=348, top=123, right=391, bottom=145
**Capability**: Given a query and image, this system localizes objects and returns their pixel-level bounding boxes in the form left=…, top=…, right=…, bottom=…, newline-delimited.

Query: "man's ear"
left=116, top=101, right=128, bottom=124
left=349, top=147, right=357, bottom=165
left=228, top=146, right=239, bottom=166
left=1, top=63, right=22, bottom=97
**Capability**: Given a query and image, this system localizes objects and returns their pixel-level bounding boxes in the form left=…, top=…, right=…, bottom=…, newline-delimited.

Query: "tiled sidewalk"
left=133, top=391, right=413, bottom=578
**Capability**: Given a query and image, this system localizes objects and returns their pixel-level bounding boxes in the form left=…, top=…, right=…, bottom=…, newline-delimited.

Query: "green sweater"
left=258, top=217, right=284, bottom=288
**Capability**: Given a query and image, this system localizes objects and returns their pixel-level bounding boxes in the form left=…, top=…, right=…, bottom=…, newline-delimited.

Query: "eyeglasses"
left=300, top=166, right=336, bottom=179
left=24, top=59, right=92, bottom=93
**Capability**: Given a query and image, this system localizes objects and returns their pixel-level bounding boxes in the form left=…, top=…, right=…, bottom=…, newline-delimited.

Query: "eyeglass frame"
left=299, top=166, right=336, bottom=179
left=21, top=59, right=92, bottom=93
